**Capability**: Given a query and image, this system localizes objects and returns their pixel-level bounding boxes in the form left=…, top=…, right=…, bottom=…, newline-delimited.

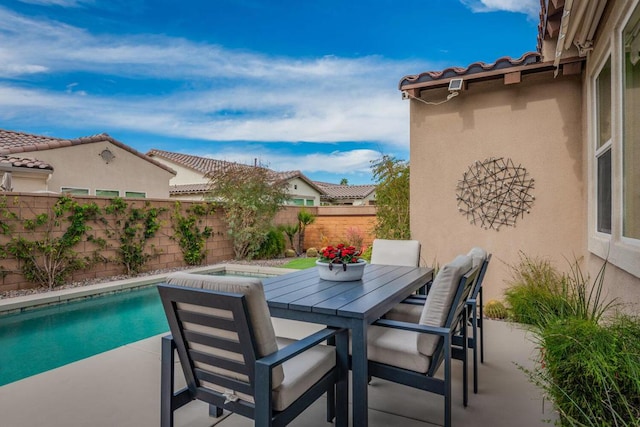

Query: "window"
left=596, top=58, right=612, bottom=234
left=96, top=189, right=119, bottom=197
left=61, top=187, right=89, bottom=195
left=623, top=8, right=640, bottom=239
left=305, top=199, right=314, bottom=206
left=125, top=191, right=146, bottom=198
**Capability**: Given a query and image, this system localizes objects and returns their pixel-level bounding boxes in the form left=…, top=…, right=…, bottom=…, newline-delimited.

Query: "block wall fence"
left=0, top=194, right=376, bottom=292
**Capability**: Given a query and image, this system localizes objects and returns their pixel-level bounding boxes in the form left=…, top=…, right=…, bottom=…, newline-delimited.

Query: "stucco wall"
left=409, top=71, right=585, bottom=302
left=32, top=142, right=173, bottom=198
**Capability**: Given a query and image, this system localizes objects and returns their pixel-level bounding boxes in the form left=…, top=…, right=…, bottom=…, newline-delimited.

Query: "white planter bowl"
left=316, top=259, right=366, bottom=282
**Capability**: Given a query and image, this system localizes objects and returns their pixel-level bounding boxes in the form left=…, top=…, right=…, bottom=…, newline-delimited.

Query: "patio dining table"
left=262, top=263, right=433, bottom=427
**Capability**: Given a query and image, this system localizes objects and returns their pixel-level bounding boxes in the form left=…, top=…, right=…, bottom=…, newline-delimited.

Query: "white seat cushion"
left=467, top=247, right=488, bottom=268
left=272, top=337, right=335, bottom=411
left=166, top=272, right=284, bottom=389
left=370, top=239, right=421, bottom=267
left=361, top=326, right=431, bottom=373
left=417, top=255, right=472, bottom=357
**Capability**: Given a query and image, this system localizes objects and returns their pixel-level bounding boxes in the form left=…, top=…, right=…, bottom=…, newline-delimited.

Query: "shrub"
left=255, top=227, right=285, bottom=259
left=533, top=316, right=640, bottom=426
left=504, top=253, right=572, bottom=328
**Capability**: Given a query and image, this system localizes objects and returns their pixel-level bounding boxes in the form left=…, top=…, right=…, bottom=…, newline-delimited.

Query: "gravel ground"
left=0, top=258, right=291, bottom=300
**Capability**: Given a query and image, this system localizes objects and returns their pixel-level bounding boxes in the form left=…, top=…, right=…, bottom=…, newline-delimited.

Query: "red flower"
left=318, top=244, right=361, bottom=264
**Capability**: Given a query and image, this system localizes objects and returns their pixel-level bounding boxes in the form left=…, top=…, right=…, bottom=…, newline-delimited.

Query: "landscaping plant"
left=371, top=155, right=410, bottom=239
left=505, top=253, right=640, bottom=426
left=171, top=201, right=214, bottom=265
left=1, top=195, right=103, bottom=289
left=207, top=163, right=288, bottom=259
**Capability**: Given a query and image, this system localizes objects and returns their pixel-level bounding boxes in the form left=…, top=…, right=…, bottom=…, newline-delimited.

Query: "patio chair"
left=361, top=255, right=479, bottom=427
left=158, top=273, right=348, bottom=427
left=370, top=238, right=422, bottom=267
left=384, top=248, right=491, bottom=393
left=370, top=238, right=429, bottom=293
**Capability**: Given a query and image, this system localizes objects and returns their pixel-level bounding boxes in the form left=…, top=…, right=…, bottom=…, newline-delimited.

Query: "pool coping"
left=0, top=263, right=293, bottom=315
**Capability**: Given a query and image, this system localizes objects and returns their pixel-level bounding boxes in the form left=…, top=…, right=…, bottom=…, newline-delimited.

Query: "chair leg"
left=161, top=336, right=175, bottom=427
left=462, top=310, right=468, bottom=407
left=479, top=288, right=485, bottom=364
left=472, top=305, right=479, bottom=394
left=209, top=405, right=223, bottom=417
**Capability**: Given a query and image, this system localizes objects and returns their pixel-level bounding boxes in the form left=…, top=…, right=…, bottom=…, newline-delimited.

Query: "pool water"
left=0, top=286, right=167, bottom=386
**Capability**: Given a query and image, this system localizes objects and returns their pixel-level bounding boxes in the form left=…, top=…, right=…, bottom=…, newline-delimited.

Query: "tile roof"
left=169, top=183, right=212, bottom=195
left=0, top=155, right=53, bottom=171
left=0, top=129, right=176, bottom=175
left=315, top=182, right=376, bottom=200
left=148, top=149, right=324, bottom=194
left=147, top=149, right=240, bottom=176
left=398, top=52, right=541, bottom=89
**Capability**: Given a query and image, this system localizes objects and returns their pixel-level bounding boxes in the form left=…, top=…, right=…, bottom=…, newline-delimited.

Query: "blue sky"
left=0, top=0, right=540, bottom=184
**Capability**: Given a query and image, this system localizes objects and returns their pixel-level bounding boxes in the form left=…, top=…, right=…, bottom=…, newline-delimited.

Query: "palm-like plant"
left=297, top=209, right=315, bottom=255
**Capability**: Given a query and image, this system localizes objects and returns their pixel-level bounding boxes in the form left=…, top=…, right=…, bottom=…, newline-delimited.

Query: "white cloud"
left=0, top=6, right=426, bottom=148
left=460, top=0, right=539, bottom=17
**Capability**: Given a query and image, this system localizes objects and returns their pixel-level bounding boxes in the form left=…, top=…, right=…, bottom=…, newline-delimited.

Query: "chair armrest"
left=373, top=318, right=451, bottom=337
left=257, top=327, right=346, bottom=370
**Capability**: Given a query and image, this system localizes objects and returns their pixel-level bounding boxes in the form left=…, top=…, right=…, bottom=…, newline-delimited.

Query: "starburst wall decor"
left=456, top=157, right=535, bottom=231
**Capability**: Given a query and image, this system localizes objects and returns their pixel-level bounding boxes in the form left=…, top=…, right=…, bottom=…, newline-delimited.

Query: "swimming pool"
left=0, top=285, right=167, bottom=386
left=0, top=267, right=284, bottom=386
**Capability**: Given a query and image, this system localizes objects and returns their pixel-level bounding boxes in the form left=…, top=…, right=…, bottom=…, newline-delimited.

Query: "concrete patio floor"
left=0, top=317, right=557, bottom=426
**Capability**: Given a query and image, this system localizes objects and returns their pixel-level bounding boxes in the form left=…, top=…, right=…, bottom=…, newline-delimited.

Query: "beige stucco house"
left=401, top=0, right=640, bottom=309
left=0, top=129, right=175, bottom=198
left=147, top=149, right=325, bottom=205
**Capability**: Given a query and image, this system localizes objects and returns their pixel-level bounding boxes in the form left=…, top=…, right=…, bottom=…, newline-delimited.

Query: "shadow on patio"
left=0, top=318, right=557, bottom=426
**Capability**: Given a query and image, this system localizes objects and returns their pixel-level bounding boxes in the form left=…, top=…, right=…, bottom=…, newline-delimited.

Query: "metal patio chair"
left=361, top=255, right=480, bottom=427
left=158, top=273, right=348, bottom=427
left=370, top=238, right=422, bottom=267
left=384, top=248, right=491, bottom=394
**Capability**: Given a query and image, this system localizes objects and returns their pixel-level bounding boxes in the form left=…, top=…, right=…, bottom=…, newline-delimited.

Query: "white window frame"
left=588, top=0, right=640, bottom=278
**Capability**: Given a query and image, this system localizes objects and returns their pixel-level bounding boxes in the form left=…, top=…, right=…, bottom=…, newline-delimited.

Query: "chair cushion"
left=166, top=272, right=284, bottom=389
left=384, top=302, right=423, bottom=323
left=360, top=326, right=431, bottom=373
left=417, top=255, right=472, bottom=357
left=370, top=239, right=421, bottom=267
left=272, top=337, right=336, bottom=411
left=467, top=247, right=488, bottom=268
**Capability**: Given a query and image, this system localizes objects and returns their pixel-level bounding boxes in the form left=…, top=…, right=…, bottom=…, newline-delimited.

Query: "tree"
left=340, top=178, right=349, bottom=185
left=371, top=155, right=410, bottom=239
left=208, top=164, right=288, bottom=259
left=297, top=209, right=316, bottom=254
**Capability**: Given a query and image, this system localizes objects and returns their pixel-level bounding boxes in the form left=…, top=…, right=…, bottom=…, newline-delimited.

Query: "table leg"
left=351, top=321, right=368, bottom=427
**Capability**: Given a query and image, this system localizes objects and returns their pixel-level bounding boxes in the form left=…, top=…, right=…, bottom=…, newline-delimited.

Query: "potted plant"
left=316, top=243, right=366, bottom=281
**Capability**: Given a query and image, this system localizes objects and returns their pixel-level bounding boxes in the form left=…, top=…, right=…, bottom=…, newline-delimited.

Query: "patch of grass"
left=281, top=257, right=317, bottom=269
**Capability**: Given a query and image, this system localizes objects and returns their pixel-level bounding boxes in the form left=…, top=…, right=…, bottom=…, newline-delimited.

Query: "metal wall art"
left=456, top=157, right=535, bottom=231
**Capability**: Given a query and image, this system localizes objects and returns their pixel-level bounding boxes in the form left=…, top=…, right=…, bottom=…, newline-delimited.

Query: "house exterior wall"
left=582, top=0, right=640, bottom=311
left=9, top=171, right=50, bottom=193
left=409, top=72, right=584, bottom=302
left=286, top=177, right=321, bottom=206
left=150, top=157, right=207, bottom=185
left=30, top=142, right=173, bottom=198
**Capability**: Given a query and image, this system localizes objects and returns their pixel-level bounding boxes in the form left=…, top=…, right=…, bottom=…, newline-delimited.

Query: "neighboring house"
left=146, top=149, right=324, bottom=205
left=0, top=129, right=175, bottom=198
left=314, top=182, right=376, bottom=206
left=400, top=0, right=640, bottom=307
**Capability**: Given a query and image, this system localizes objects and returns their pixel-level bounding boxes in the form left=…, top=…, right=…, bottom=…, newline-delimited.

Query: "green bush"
left=504, top=253, right=572, bottom=328
left=255, top=227, right=285, bottom=259
left=536, top=316, right=640, bottom=426
left=506, top=253, right=638, bottom=426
